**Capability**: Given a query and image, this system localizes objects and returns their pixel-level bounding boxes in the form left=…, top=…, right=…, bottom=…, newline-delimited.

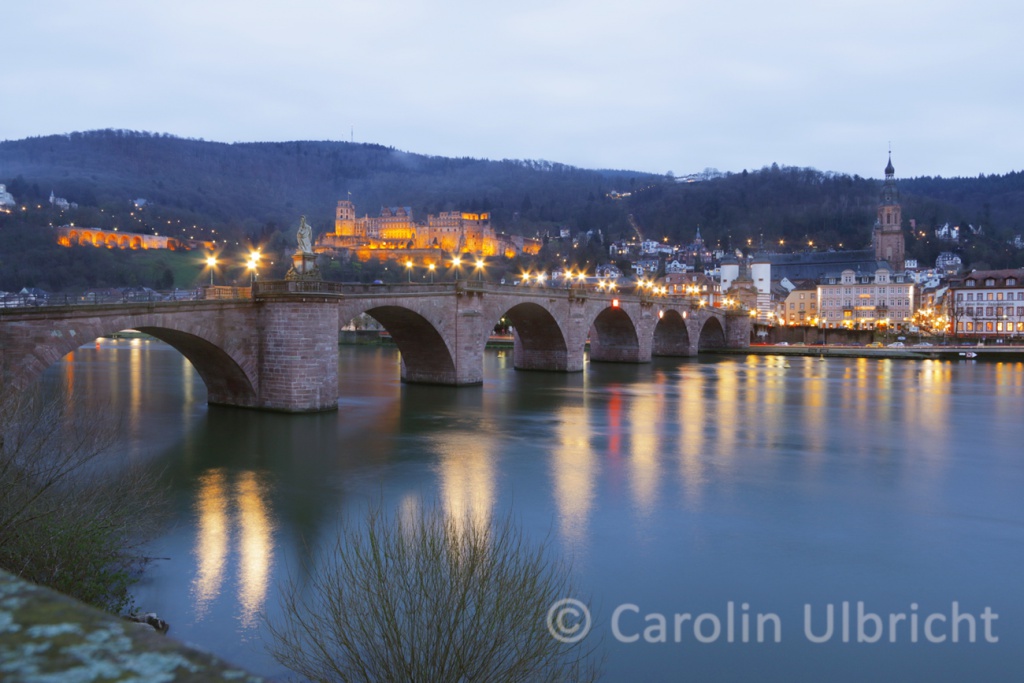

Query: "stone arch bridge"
left=0, top=281, right=750, bottom=412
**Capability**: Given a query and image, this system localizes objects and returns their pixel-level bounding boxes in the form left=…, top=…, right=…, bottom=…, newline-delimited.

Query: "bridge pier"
left=254, top=298, right=339, bottom=412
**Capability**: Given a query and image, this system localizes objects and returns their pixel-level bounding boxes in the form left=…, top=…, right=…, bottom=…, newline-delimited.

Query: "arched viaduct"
left=0, top=282, right=750, bottom=412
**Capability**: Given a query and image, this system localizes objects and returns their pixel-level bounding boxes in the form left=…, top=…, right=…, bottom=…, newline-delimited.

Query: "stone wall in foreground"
left=0, top=569, right=263, bottom=682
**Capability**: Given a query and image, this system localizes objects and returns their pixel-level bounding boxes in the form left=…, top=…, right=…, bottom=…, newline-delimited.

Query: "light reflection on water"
left=38, top=341, right=1024, bottom=682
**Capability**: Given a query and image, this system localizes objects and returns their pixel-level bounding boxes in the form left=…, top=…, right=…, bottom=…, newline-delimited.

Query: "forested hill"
left=0, top=129, right=645, bottom=234
left=2, top=130, right=1024, bottom=272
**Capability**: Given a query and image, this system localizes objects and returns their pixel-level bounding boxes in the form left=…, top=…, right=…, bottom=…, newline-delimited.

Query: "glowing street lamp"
left=429, top=263, right=436, bottom=283
left=475, top=257, right=486, bottom=281
left=247, top=250, right=261, bottom=283
left=205, top=254, right=217, bottom=285
left=451, top=255, right=463, bottom=280
left=406, top=259, right=414, bottom=282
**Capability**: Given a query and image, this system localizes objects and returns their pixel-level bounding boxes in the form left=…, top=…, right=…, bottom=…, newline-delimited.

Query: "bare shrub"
left=264, top=502, right=600, bottom=683
left=0, top=392, right=166, bottom=613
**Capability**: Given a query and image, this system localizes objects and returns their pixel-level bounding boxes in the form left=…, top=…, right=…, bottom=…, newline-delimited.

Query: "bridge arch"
left=488, top=301, right=571, bottom=372
left=589, top=306, right=643, bottom=363
left=1, top=310, right=260, bottom=409
left=132, top=327, right=257, bottom=406
left=354, top=305, right=457, bottom=384
left=697, top=316, right=727, bottom=350
left=652, top=309, right=692, bottom=356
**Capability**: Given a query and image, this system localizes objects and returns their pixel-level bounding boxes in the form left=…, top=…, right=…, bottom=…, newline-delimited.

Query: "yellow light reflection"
left=236, top=470, right=274, bottom=629
left=434, top=432, right=495, bottom=533
left=551, top=405, right=597, bottom=547
left=800, top=358, right=827, bottom=458
left=182, top=354, right=194, bottom=406
left=129, top=338, right=142, bottom=426
left=191, top=469, right=229, bottom=619
left=677, top=367, right=707, bottom=505
left=628, top=387, right=662, bottom=517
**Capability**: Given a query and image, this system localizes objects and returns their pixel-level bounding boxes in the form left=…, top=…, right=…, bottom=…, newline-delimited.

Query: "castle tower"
left=335, top=199, right=357, bottom=237
left=872, top=155, right=905, bottom=271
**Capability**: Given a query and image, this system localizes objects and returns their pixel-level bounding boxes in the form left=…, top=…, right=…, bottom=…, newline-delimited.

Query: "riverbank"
left=713, top=344, right=1024, bottom=362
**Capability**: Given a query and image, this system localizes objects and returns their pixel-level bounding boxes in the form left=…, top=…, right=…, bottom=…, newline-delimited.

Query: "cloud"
left=2, top=0, right=1022, bottom=177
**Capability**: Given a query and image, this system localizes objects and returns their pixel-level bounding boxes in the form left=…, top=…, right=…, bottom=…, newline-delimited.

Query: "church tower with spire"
left=872, top=153, right=905, bottom=271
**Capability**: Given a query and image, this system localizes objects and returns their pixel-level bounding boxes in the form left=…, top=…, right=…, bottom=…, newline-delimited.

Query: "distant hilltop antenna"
left=351, top=126, right=354, bottom=144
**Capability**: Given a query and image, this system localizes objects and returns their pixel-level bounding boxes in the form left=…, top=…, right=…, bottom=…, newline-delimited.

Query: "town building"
left=782, top=281, right=819, bottom=326
left=936, top=251, right=963, bottom=275
left=948, top=269, right=1024, bottom=337
left=0, top=184, right=15, bottom=210
left=48, top=190, right=76, bottom=210
left=661, top=272, right=721, bottom=305
left=817, top=267, right=914, bottom=329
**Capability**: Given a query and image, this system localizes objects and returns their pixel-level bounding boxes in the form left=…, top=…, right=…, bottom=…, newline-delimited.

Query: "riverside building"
left=948, top=269, right=1024, bottom=337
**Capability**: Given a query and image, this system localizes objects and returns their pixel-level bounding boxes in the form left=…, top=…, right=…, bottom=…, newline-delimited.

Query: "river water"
left=40, top=339, right=1024, bottom=681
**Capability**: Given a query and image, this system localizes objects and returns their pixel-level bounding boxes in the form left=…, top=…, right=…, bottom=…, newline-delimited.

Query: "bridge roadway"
left=0, top=281, right=751, bottom=412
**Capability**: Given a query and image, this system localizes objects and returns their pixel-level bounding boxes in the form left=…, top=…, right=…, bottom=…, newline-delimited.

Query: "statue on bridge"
left=286, top=214, right=322, bottom=281
left=296, top=215, right=313, bottom=255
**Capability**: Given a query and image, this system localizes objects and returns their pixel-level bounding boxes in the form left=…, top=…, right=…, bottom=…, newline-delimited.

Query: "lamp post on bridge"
left=205, top=255, right=217, bottom=286
left=247, top=250, right=261, bottom=284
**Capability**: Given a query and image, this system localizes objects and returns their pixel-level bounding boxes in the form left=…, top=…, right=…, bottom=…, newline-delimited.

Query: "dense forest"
left=2, top=130, right=1023, bottom=291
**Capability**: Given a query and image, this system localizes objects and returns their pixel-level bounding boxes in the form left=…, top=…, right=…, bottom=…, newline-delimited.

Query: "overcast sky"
left=4, top=1, right=1022, bottom=179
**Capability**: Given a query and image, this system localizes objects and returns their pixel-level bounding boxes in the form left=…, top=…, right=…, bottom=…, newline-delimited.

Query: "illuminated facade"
left=782, top=282, right=818, bottom=325
left=317, top=200, right=540, bottom=260
left=949, top=269, right=1024, bottom=336
left=817, top=267, right=914, bottom=329
left=56, top=225, right=213, bottom=251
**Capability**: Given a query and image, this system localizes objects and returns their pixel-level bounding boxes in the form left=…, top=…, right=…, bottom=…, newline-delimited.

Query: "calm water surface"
left=43, top=340, right=1024, bottom=681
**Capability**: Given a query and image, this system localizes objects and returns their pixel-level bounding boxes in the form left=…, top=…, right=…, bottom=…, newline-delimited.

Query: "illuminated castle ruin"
left=56, top=225, right=213, bottom=252
left=316, top=200, right=540, bottom=261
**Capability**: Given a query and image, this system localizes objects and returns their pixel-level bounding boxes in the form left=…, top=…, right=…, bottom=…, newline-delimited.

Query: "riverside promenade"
left=715, top=343, right=1024, bottom=362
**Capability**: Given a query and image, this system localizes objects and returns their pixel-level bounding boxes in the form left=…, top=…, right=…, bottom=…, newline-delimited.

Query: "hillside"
left=2, top=130, right=1024, bottom=291
left=0, top=130, right=642, bottom=236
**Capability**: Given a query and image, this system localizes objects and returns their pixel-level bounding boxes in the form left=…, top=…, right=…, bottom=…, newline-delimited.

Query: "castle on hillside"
left=315, top=200, right=540, bottom=261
